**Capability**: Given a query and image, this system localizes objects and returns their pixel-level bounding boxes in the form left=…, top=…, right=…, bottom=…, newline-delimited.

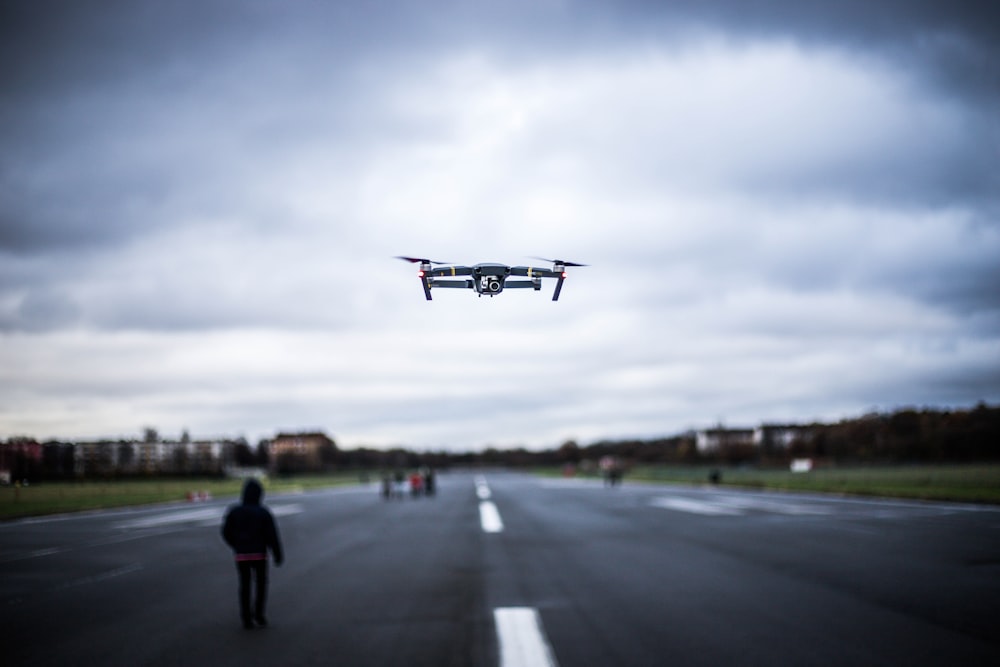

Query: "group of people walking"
left=381, top=468, right=436, bottom=499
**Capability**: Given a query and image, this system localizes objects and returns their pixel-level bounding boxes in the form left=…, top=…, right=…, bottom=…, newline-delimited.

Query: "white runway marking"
left=495, top=607, right=560, bottom=667
left=480, top=501, right=504, bottom=533
left=117, top=503, right=303, bottom=529
left=57, top=563, right=144, bottom=590
left=537, top=478, right=602, bottom=488
left=271, top=503, right=305, bottom=517
left=651, top=497, right=743, bottom=516
left=30, top=547, right=61, bottom=558
left=476, top=477, right=503, bottom=532
left=714, top=496, right=831, bottom=516
left=651, top=495, right=834, bottom=517
left=117, top=507, right=223, bottom=528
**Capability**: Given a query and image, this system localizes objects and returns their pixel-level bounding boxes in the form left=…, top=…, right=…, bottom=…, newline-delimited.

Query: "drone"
left=396, top=256, right=587, bottom=301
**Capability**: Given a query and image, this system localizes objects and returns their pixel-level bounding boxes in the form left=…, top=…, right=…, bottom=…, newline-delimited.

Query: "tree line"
left=299, top=402, right=1000, bottom=470
left=2, top=403, right=998, bottom=482
left=538, top=403, right=1000, bottom=467
left=352, top=403, right=1000, bottom=469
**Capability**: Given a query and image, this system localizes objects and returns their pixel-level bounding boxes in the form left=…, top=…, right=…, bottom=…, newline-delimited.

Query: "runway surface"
left=2, top=471, right=999, bottom=666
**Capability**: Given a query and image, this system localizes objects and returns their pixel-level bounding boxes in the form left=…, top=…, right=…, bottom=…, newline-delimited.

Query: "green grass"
left=549, top=463, right=1000, bottom=504
left=0, top=473, right=364, bottom=521
left=5, top=465, right=999, bottom=520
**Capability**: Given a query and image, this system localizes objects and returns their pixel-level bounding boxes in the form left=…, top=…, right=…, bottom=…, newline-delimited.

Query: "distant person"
left=409, top=471, right=424, bottom=497
left=393, top=470, right=407, bottom=498
left=600, top=456, right=623, bottom=487
left=422, top=468, right=436, bottom=496
left=222, top=478, right=284, bottom=629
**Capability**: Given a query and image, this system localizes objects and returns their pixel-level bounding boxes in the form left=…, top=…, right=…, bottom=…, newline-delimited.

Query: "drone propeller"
left=529, top=256, right=588, bottom=267
left=396, top=256, right=451, bottom=265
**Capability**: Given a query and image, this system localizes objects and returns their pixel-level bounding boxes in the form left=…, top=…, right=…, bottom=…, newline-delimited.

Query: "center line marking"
left=475, top=475, right=492, bottom=499
left=480, top=501, right=504, bottom=533
left=495, top=607, right=560, bottom=667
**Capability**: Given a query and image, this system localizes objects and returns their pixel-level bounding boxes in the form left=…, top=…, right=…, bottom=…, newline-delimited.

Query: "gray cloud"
left=1, top=1, right=997, bottom=446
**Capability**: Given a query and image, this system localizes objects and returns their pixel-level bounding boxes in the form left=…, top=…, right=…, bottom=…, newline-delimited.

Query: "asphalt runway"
left=2, top=471, right=999, bottom=666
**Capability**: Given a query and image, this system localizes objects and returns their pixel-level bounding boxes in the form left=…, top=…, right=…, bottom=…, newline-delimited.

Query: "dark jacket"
left=222, top=479, right=284, bottom=564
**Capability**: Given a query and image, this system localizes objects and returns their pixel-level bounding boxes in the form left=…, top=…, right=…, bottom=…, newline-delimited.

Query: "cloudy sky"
left=2, top=1, right=998, bottom=450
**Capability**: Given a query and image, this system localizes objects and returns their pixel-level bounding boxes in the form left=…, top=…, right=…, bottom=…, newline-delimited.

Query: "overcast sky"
left=2, top=1, right=998, bottom=450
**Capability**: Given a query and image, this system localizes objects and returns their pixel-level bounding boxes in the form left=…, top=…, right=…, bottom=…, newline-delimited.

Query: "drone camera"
left=479, top=276, right=502, bottom=293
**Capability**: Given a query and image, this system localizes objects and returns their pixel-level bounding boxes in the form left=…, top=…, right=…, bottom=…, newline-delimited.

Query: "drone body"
left=396, top=257, right=586, bottom=301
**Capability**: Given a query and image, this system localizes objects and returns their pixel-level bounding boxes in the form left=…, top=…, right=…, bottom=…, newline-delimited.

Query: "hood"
left=242, top=478, right=263, bottom=505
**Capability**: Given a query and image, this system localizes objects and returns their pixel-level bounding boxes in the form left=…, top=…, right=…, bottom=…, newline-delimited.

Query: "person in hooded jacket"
left=222, top=478, right=284, bottom=629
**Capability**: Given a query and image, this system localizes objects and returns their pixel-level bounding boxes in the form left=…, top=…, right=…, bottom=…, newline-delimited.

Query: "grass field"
left=3, top=465, right=999, bottom=520
left=0, top=473, right=365, bottom=521
left=559, top=463, right=1000, bottom=504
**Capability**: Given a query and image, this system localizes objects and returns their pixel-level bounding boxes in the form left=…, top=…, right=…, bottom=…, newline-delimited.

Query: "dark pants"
left=236, top=560, right=268, bottom=624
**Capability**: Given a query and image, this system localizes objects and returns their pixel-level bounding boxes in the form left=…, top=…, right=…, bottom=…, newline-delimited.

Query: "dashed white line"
left=480, top=501, right=505, bottom=533
left=495, top=607, right=559, bottom=667
left=476, top=477, right=503, bottom=532
left=477, top=483, right=558, bottom=665
left=475, top=475, right=492, bottom=499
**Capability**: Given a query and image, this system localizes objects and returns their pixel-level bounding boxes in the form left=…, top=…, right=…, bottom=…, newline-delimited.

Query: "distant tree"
left=481, top=447, right=503, bottom=465
left=42, top=442, right=74, bottom=479
left=558, top=440, right=581, bottom=464
left=256, top=440, right=270, bottom=467
left=11, top=450, right=36, bottom=482
left=275, top=451, right=305, bottom=475
left=234, top=442, right=256, bottom=466
left=318, top=441, right=338, bottom=467
left=505, top=448, right=534, bottom=467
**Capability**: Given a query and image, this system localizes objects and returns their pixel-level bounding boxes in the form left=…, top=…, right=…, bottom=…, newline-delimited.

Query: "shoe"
left=255, top=615, right=268, bottom=628
left=242, top=618, right=254, bottom=630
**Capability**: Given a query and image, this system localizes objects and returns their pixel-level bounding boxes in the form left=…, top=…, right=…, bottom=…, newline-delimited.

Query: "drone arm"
left=509, top=266, right=560, bottom=278
left=427, top=279, right=474, bottom=289
left=427, top=266, right=473, bottom=277
left=504, top=280, right=541, bottom=290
